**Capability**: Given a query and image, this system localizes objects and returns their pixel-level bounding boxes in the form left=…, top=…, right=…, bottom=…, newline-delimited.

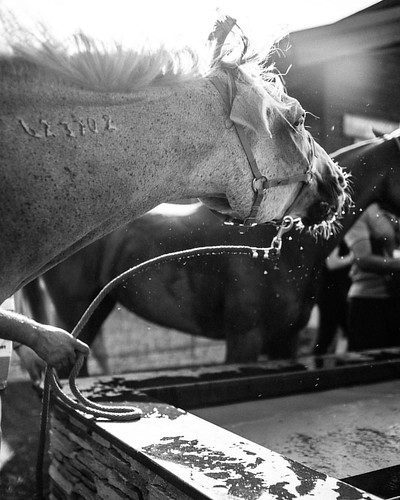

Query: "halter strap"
left=209, top=70, right=312, bottom=226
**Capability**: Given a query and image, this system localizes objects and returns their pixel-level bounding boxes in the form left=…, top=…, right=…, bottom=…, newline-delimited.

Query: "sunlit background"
left=0, top=0, right=379, bottom=53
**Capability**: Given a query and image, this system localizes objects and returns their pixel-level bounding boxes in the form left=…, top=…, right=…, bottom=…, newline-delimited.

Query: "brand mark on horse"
left=18, top=114, right=118, bottom=139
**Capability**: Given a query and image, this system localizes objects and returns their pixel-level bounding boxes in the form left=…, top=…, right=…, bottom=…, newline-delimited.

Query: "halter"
left=209, top=70, right=313, bottom=227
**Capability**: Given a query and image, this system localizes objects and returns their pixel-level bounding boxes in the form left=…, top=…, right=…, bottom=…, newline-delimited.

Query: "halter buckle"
left=304, top=170, right=313, bottom=184
left=252, top=176, right=267, bottom=193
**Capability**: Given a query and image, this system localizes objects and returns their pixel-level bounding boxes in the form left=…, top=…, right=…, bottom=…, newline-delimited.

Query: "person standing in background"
left=314, top=241, right=353, bottom=355
left=345, top=203, right=400, bottom=351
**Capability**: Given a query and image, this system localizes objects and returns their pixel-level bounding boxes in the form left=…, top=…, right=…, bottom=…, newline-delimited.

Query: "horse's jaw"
left=199, top=195, right=239, bottom=218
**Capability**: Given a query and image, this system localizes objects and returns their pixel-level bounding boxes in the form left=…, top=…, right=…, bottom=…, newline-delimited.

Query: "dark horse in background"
left=19, top=132, right=400, bottom=375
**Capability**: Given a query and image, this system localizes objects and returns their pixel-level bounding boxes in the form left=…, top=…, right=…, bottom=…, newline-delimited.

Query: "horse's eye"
left=293, top=113, right=306, bottom=129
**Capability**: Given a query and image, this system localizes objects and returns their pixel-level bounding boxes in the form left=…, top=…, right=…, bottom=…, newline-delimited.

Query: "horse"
left=18, top=131, right=400, bottom=376
left=0, top=14, right=348, bottom=315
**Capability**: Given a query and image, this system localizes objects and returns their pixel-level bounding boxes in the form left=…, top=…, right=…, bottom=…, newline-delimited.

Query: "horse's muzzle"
left=301, top=200, right=339, bottom=227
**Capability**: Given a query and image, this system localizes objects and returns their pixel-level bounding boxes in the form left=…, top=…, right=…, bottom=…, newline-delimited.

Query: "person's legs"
left=348, top=298, right=386, bottom=350
left=384, top=298, right=400, bottom=348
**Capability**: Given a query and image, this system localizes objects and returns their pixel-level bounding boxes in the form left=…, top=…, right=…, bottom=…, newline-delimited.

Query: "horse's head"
left=203, top=64, right=350, bottom=233
left=253, top=92, right=350, bottom=232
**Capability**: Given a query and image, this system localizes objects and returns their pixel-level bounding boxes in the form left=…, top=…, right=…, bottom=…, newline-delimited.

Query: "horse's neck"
left=0, top=74, right=230, bottom=299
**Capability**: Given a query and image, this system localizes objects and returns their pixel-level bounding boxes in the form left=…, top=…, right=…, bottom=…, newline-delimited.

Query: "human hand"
left=15, top=345, right=46, bottom=388
left=31, top=324, right=90, bottom=373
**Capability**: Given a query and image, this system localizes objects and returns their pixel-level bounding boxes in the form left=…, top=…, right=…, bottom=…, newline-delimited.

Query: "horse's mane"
left=7, top=33, right=210, bottom=92
left=1, top=12, right=288, bottom=114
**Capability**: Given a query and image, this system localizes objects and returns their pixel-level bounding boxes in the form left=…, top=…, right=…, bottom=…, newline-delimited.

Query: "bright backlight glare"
left=0, top=0, right=379, bottom=52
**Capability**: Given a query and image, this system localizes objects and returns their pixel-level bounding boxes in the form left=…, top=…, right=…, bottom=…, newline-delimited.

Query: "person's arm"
left=325, top=246, right=353, bottom=271
left=350, top=238, right=400, bottom=274
left=0, top=309, right=89, bottom=370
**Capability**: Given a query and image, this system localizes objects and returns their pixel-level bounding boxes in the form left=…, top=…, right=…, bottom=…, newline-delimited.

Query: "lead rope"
left=35, top=216, right=295, bottom=499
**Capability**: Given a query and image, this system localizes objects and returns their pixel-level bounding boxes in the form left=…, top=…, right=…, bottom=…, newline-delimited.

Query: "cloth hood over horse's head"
left=202, top=16, right=350, bottom=237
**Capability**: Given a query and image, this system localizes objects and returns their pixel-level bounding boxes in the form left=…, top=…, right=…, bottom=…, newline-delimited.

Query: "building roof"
left=284, top=0, right=400, bottom=67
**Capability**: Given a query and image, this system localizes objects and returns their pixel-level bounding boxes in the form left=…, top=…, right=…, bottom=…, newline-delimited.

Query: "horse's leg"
left=313, top=304, right=339, bottom=356
left=15, top=278, right=51, bottom=324
left=263, top=328, right=301, bottom=360
left=225, top=327, right=264, bottom=363
left=90, top=328, right=111, bottom=374
left=222, top=266, right=265, bottom=363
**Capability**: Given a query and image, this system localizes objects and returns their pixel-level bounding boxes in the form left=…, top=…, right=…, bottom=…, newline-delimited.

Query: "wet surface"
left=193, top=379, right=400, bottom=479
left=143, top=435, right=269, bottom=499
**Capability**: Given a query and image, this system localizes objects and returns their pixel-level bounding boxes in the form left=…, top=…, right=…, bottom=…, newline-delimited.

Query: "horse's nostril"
left=319, top=201, right=339, bottom=222
left=320, top=201, right=330, bottom=214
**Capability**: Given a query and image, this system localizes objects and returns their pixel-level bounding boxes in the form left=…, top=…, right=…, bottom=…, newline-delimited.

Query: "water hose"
left=35, top=216, right=295, bottom=498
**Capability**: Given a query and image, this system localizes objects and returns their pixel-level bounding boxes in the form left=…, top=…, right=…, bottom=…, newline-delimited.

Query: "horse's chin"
left=297, top=215, right=343, bottom=240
